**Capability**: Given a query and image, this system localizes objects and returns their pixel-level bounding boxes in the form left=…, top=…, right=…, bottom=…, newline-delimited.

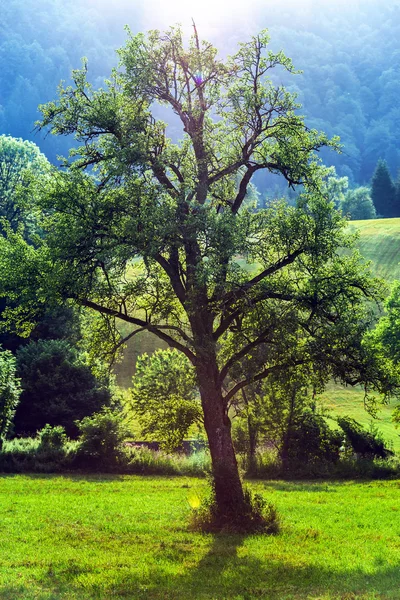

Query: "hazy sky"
left=84, top=0, right=370, bottom=45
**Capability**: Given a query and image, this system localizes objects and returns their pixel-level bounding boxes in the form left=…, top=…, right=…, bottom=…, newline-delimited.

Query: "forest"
left=2, top=0, right=400, bottom=187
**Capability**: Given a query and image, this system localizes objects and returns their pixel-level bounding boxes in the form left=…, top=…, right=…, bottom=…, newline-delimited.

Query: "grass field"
left=321, top=383, right=400, bottom=453
left=1, top=474, right=400, bottom=600
left=351, top=217, right=400, bottom=281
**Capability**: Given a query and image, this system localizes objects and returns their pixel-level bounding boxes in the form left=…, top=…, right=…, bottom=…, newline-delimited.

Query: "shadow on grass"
left=1, top=533, right=399, bottom=600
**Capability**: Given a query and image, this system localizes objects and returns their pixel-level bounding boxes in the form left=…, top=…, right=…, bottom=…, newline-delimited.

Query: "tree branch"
left=219, top=329, right=275, bottom=383
left=223, top=359, right=304, bottom=405
left=220, top=248, right=305, bottom=307
left=213, top=291, right=296, bottom=340
left=80, top=298, right=196, bottom=362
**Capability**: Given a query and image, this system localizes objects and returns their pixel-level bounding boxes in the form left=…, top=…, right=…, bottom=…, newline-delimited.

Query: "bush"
left=337, top=416, right=393, bottom=459
left=0, top=348, right=21, bottom=448
left=14, top=339, right=111, bottom=437
left=123, top=446, right=210, bottom=476
left=75, top=408, right=128, bottom=468
left=190, top=483, right=280, bottom=534
left=281, top=409, right=342, bottom=468
left=0, top=429, right=78, bottom=473
left=37, top=424, right=67, bottom=454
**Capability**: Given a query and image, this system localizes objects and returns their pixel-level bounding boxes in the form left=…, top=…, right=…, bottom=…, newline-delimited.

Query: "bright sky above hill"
left=135, top=0, right=366, bottom=40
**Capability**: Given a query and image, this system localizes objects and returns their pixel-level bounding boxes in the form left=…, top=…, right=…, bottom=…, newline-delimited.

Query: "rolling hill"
left=321, top=217, right=400, bottom=450
left=350, top=217, right=400, bottom=281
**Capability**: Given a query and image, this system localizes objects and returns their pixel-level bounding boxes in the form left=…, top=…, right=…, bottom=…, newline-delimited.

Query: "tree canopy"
left=0, top=135, right=50, bottom=237
left=0, top=25, right=397, bottom=529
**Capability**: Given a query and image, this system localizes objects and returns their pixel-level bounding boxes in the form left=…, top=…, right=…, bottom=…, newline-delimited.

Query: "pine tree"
left=393, top=169, right=400, bottom=218
left=371, top=159, right=396, bottom=217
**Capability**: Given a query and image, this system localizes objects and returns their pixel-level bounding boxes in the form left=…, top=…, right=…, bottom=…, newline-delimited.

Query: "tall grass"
left=0, top=435, right=399, bottom=480
left=0, top=437, right=211, bottom=476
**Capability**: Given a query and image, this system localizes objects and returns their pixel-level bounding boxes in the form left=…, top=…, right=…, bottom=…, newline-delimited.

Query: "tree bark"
left=196, top=359, right=246, bottom=521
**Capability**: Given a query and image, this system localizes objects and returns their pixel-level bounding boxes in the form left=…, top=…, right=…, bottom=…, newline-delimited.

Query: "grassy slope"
left=349, top=217, right=400, bottom=281
left=321, top=384, right=400, bottom=452
left=1, top=474, right=400, bottom=600
left=323, top=218, right=400, bottom=450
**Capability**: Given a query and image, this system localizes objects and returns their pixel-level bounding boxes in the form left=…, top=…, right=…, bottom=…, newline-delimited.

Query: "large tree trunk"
left=196, top=359, right=246, bottom=521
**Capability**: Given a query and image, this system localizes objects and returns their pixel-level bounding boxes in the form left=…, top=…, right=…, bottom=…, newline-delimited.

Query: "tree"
left=341, top=187, right=376, bottom=220
left=130, top=349, right=201, bottom=451
left=367, top=281, right=400, bottom=425
left=0, top=135, right=50, bottom=237
left=14, top=339, right=111, bottom=437
left=0, top=26, right=396, bottom=528
left=371, top=159, right=396, bottom=217
left=394, top=169, right=400, bottom=218
left=0, top=348, right=21, bottom=447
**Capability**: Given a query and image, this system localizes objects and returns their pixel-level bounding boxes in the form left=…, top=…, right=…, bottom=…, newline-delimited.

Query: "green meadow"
left=1, top=475, right=400, bottom=600
left=351, top=217, right=400, bottom=281
left=322, top=384, right=400, bottom=453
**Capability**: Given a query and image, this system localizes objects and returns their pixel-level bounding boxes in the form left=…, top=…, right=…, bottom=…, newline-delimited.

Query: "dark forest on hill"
left=1, top=0, right=400, bottom=191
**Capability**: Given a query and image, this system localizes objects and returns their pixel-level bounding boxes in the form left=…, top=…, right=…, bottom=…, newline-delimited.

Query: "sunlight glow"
left=142, top=0, right=255, bottom=35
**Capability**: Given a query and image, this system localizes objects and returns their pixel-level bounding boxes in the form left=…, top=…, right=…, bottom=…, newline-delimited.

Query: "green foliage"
left=341, top=187, right=376, bottom=220
left=366, top=281, right=400, bottom=423
left=75, top=407, right=128, bottom=467
left=337, top=416, right=393, bottom=459
left=190, top=483, right=280, bottom=534
left=0, top=135, right=50, bottom=237
left=371, top=159, right=396, bottom=217
left=130, top=349, right=202, bottom=450
left=14, top=339, right=111, bottom=437
left=0, top=348, right=21, bottom=446
left=234, top=367, right=319, bottom=454
left=0, top=429, right=78, bottom=473
left=282, top=409, right=342, bottom=467
left=324, top=170, right=349, bottom=209
left=37, top=423, right=67, bottom=453
left=370, top=280, right=400, bottom=364
left=123, top=446, right=210, bottom=477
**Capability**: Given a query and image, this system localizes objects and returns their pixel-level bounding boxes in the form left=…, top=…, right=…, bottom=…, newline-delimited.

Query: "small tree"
left=0, top=135, right=50, bottom=237
left=341, top=187, right=376, bottom=220
left=394, top=169, right=400, bottom=219
left=0, top=348, right=21, bottom=447
left=338, top=416, right=392, bottom=459
left=367, top=282, right=400, bottom=425
left=14, top=339, right=111, bottom=437
left=371, top=159, right=396, bottom=217
left=131, top=349, right=202, bottom=450
left=75, top=408, right=128, bottom=467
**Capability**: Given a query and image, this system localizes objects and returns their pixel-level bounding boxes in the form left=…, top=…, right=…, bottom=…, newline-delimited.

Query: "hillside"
left=324, top=217, right=400, bottom=450
left=350, top=217, right=400, bottom=281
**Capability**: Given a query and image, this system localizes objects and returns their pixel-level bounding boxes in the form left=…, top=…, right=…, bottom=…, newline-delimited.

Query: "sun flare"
left=143, top=0, right=256, bottom=33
